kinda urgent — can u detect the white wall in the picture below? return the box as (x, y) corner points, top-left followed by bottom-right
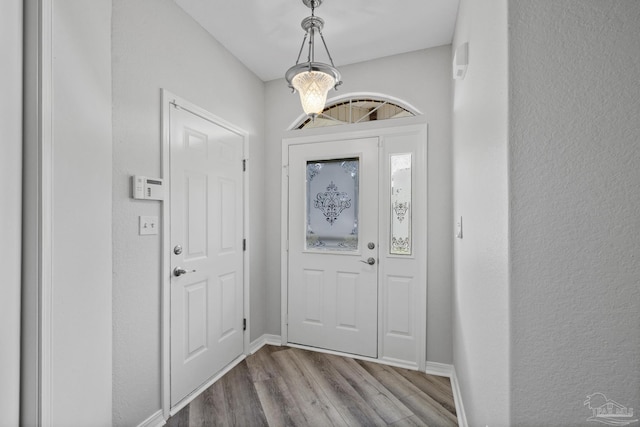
(22, 1), (114, 425)
(111, 0), (266, 425)
(509, 1), (640, 424)
(0, 1), (22, 425)
(264, 46), (454, 364)
(452, 0), (510, 425)
(51, 1), (114, 424)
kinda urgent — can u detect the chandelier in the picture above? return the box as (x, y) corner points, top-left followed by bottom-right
(285, 0), (342, 118)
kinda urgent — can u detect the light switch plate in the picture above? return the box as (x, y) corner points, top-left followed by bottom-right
(139, 216), (159, 235)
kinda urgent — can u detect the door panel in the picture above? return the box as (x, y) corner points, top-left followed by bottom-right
(384, 275), (413, 337)
(184, 280), (207, 359)
(170, 106), (244, 406)
(288, 138), (379, 358)
(336, 272), (358, 329)
(185, 173), (207, 259)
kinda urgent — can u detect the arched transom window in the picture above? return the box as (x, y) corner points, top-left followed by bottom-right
(294, 95), (419, 130)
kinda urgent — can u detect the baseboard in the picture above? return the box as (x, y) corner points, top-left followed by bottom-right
(423, 361), (467, 427)
(137, 409), (165, 427)
(450, 366), (468, 427)
(249, 334), (282, 354)
(425, 361), (454, 378)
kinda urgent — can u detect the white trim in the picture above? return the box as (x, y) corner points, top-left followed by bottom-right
(136, 410), (165, 427)
(160, 89), (251, 416)
(287, 92), (424, 130)
(425, 361), (454, 378)
(160, 89), (171, 420)
(169, 354), (246, 416)
(243, 136), (251, 359)
(39, 1), (54, 425)
(417, 129), (428, 371)
(450, 366), (469, 427)
(249, 334), (282, 354)
(280, 138), (290, 345)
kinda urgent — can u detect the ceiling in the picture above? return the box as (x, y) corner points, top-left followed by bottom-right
(173, 0), (460, 82)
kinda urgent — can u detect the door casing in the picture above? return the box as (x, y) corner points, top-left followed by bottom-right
(161, 90), (251, 418)
(281, 116), (428, 370)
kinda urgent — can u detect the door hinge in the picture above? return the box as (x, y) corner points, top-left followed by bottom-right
(243, 239), (246, 251)
(243, 318), (247, 331)
(242, 159), (246, 172)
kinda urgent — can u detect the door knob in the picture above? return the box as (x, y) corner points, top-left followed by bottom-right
(360, 257), (376, 265)
(173, 266), (196, 277)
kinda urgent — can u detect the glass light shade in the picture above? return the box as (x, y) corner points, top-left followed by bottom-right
(292, 71), (335, 116)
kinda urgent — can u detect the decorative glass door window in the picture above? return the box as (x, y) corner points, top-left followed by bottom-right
(390, 154), (412, 255)
(306, 158), (359, 251)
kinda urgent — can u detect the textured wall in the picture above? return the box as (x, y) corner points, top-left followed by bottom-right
(509, 1), (640, 424)
(111, 0), (266, 425)
(452, 0), (510, 425)
(265, 46), (454, 364)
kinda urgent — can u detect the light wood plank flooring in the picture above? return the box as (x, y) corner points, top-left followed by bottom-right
(166, 345), (457, 427)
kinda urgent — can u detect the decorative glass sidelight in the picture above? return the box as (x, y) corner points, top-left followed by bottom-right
(390, 154), (412, 255)
(306, 158), (359, 251)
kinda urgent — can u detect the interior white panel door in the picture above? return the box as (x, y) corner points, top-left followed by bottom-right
(170, 106), (244, 406)
(288, 138), (379, 358)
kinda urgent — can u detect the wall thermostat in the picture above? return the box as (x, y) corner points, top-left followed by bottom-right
(132, 175), (164, 200)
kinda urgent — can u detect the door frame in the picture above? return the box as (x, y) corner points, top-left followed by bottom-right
(281, 115), (428, 369)
(160, 90), (251, 417)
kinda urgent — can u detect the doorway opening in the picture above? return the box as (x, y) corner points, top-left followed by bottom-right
(161, 90), (251, 416)
(282, 116), (428, 370)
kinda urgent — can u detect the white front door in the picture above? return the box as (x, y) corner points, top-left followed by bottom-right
(169, 105), (244, 406)
(288, 138), (379, 357)
(285, 123), (427, 367)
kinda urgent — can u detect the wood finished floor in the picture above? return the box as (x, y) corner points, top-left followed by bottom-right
(166, 345), (458, 427)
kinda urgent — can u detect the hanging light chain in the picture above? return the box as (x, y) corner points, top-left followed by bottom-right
(307, 23), (314, 63)
(308, 0), (317, 67)
(294, 31), (308, 65)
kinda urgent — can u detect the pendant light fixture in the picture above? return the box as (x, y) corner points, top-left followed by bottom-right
(285, 0), (342, 118)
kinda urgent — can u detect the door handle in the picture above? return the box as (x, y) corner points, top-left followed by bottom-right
(360, 257), (376, 265)
(173, 266), (196, 277)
